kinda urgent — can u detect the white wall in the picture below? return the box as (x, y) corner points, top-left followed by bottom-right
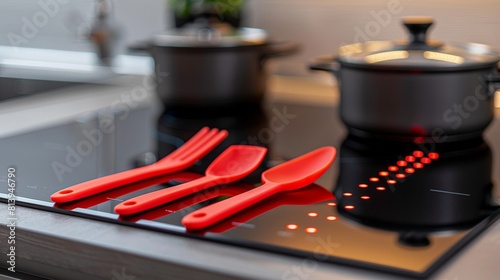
(1, 0), (499, 76)
(0, 0), (168, 52)
(244, 0), (500, 75)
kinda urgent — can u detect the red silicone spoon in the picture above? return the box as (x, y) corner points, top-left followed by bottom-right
(115, 145), (268, 216)
(202, 184), (334, 234)
(182, 146), (336, 230)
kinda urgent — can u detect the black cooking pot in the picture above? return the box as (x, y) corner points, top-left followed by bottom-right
(132, 27), (298, 109)
(335, 135), (496, 230)
(310, 17), (500, 142)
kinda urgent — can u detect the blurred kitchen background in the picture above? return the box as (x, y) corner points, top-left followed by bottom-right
(1, 0), (499, 79)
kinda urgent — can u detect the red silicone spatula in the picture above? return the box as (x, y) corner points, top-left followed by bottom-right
(182, 146), (336, 230)
(114, 145), (268, 215)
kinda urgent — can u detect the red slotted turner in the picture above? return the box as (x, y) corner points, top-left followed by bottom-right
(51, 127), (228, 203)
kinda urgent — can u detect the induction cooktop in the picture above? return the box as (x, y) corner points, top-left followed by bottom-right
(1, 102), (499, 278)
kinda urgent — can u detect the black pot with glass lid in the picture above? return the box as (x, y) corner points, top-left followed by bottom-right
(132, 26), (298, 111)
(310, 17), (500, 142)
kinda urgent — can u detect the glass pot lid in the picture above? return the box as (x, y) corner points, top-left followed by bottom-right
(153, 27), (268, 48)
(337, 16), (500, 71)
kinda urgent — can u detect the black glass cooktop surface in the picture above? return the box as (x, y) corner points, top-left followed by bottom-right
(1, 102), (499, 278)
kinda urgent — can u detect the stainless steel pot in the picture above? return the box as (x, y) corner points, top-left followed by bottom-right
(310, 17), (500, 142)
(143, 27), (298, 109)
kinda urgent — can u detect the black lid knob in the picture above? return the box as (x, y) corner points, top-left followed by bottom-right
(402, 16), (434, 45)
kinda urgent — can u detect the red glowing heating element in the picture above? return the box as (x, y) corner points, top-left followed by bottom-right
(286, 224), (298, 230)
(395, 173), (406, 179)
(421, 157), (431, 164)
(413, 151), (424, 158)
(405, 156), (416, 162)
(388, 166), (399, 172)
(405, 168), (415, 174)
(379, 171), (389, 176)
(397, 160), (407, 167)
(429, 152), (439, 159)
(349, 151), (440, 209)
(305, 227), (318, 233)
(414, 162), (424, 169)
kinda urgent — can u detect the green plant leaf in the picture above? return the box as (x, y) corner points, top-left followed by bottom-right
(169, 0), (243, 17)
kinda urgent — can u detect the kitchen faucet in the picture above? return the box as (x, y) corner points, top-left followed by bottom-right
(89, 0), (119, 66)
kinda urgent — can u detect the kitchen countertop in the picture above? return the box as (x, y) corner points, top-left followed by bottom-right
(1, 74), (500, 280)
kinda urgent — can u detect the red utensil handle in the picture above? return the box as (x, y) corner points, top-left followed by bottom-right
(50, 163), (184, 203)
(115, 176), (216, 216)
(182, 182), (280, 231)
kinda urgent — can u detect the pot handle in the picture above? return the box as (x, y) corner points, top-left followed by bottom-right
(261, 41), (300, 59)
(309, 55), (340, 73)
(486, 75), (500, 98)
